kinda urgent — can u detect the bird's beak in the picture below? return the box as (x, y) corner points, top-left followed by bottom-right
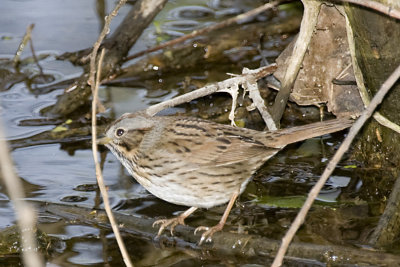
(96, 136), (112, 145)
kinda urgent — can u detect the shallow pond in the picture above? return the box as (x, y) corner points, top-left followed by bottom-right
(0, 0), (391, 266)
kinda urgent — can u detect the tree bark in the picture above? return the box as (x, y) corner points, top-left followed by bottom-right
(345, 1), (400, 248)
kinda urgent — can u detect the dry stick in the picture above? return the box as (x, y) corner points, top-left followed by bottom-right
(223, 76), (240, 126)
(242, 68), (277, 131)
(145, 64), (277, 116)
(1, 22), (43, 267)
(0, 123), (44, 266)
(29, 33), (44, 76)
(271, 0), (321, 124)
(124, 0), (284, 62)
(13, 24), (34, 68)
(272, 63), (400, 266)
(88, 0), (132, 266)
(88, 0), (128, 87)
(92, 49), (133, 267)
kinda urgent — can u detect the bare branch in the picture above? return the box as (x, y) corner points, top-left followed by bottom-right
(88, 0), (128, 87)
(0, 120), (44, 266)
(13, 24), (34, 68)
(88, 0), (133, 266)
(92, 48), (133, 267)
(271, 0), (322, 124)
(242, 68), (277, 131)
(145, 65), (277, 124)
(272, 62), (400, 266)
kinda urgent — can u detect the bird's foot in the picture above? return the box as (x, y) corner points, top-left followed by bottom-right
(194, 222), (224, 245)
(153, 216), (186, 237)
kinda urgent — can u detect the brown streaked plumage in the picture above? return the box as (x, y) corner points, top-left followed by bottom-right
(101, 111), (352, 244)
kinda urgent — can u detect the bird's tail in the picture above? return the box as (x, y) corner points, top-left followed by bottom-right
(266, 118), (354, 148)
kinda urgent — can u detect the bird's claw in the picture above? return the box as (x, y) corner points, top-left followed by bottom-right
(153, 217), (185, 237)
(194, 224), (223, 245)
(152, 219), (168, 236)
(194, 226), (209, 237)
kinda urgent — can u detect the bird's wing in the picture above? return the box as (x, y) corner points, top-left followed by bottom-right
(158, 117), (279, 166)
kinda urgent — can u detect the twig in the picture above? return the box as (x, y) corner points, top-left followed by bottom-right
(272, 62), (400, 266)
(88, 0), (128, 87)
(28, 32), (44, 77)
(242, 68), (277, 131)
(222, 75), (240, 126)
(0, 120), (44, 266)
(372, 114), (400, 133)
(87, 0), (133, 265)
(124, 0), (284, 62)
(145, 64), (277, 117)
(13, 24), (34, 68)
(271, 0), (322, 124)
(91, 48), (133, 267)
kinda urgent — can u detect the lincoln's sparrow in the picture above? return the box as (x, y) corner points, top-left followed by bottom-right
(99, 111), (352, 244)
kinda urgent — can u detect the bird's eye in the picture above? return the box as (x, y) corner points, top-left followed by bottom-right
(116, 128), (125, 137)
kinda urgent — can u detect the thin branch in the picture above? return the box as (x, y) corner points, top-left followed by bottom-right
(222, 75), (241, 126)
(272, 63), (400, 266)
(145, 64), (277, 117)
(28, 32), (45, 76)
(124, 0), (284, 62)
(88, 0), (128, 87)
(242, 68), (277, 131)
(87, 0), (133, 265)
(0, 121), (44, 266)
(91, 48), (133, 267)
(13, 24), (34, 68)
(271, 0), (322, 124)
(373, 114), (400, 133)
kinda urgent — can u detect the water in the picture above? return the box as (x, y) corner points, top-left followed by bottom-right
(0, 0), (375, 266)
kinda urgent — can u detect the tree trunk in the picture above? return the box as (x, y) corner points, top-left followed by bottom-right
(345, 1), (400, 248)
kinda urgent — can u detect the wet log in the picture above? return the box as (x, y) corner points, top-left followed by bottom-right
(41, 201), (400, 266)
(9, 123), (107, 150)
(47, 0), (167, 117)
(113, 14), (301, 83)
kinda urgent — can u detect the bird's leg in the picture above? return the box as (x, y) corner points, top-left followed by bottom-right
(153, 206), (198, 236)
(195, 190), (239, 245)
